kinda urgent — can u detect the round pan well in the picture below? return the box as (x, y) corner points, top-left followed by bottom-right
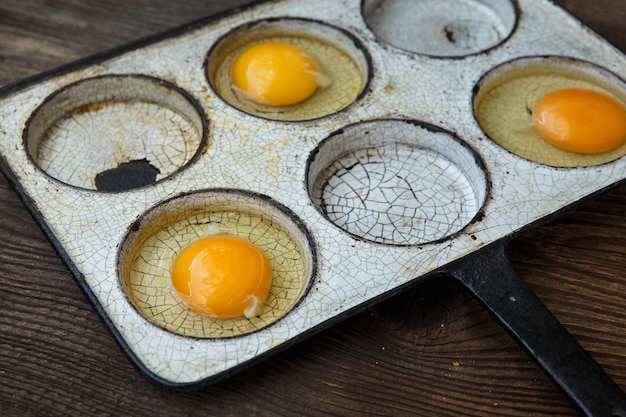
(24, 75), (206, 191)
(307, 119), (488, 246)
(118, 189), (316, 338)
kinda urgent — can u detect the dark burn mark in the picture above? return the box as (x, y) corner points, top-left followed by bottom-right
(444, 26), (456, 43)
(129, 219), (141, 232)
(525, 104), (533, 115)
(95, 158), (160, 192)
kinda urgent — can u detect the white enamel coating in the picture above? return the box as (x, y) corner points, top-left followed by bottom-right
(0, 0), (625, 384)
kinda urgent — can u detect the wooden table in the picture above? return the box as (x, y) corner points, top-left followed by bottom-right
(1, 1), (625, 415)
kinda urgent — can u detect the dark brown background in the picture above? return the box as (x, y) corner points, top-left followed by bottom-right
(1, 1), (625, 416)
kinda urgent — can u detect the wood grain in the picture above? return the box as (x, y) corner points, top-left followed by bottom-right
(0, 1), (625, 416)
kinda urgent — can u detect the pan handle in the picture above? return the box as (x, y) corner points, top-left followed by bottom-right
(442, 239), (626, 417)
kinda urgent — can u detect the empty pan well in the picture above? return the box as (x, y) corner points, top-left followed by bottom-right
(362, 0), (517, 57)
(24, 75), (206, 191)
(307, 119), (488, 246)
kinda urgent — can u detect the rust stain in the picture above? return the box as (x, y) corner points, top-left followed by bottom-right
(75, 103), (106, 115)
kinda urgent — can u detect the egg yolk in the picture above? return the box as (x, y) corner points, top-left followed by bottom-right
(231, 42), (324, 106)
(532, 88), (626, 154)
(171, 235), (272, 319)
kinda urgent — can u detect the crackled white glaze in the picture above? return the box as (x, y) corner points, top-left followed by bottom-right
(0, 0), (625, 385)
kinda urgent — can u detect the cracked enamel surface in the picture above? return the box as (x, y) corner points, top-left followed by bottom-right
(307, 119), (487, 245)
(0, 0), (625, 385)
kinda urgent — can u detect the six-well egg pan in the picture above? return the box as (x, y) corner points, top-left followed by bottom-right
(1, 0), (626, 414)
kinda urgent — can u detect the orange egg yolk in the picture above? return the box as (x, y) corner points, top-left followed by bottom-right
(532, 88), (626, 154)
(231, 42), (323, 106)
(171, 235), (272, 319)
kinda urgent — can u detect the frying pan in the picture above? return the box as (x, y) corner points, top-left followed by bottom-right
(0, 1), (625, 416)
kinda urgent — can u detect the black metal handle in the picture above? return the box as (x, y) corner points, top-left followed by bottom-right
(442, 239), (626, 417)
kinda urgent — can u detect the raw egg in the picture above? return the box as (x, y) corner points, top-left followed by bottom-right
(532, 88), (626, 154)
(171, 235), (272, 319)
(231, 41), (327, 106)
